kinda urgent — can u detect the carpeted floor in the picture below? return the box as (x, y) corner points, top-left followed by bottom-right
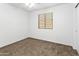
(0, 37), (78, 56)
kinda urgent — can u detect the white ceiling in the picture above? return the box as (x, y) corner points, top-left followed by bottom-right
(9, 3), (63, 11)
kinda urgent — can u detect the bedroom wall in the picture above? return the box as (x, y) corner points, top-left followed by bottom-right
(74, 4), (79, 53)
(0, 4), (29, 47)
(29, 4), (74, 47)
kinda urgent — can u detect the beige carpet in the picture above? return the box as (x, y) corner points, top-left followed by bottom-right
(0, 37), (78, 56)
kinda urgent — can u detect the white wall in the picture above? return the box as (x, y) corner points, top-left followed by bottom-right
(29, 4), (74, 46)
(0, 4), (29, 47)
(74, 4), (79, 53)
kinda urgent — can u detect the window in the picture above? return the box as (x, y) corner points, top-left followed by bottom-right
(38, 12), (53, 29)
